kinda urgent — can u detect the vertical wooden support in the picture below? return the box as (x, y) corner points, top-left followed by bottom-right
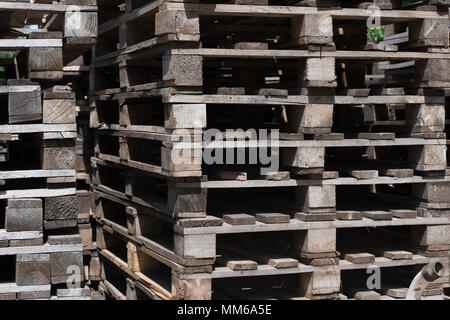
(172, 272), (212, 300)
(295, 185), (336, 216)
(298, 57), (337, 87)
(298, 266), (341, 300)
(406, 104), (445, 133)
(161, 145), (202, 176)
(96, 224), (106, 250)
(412, 182), (450, 212)
(294, 185), (336, 221)
(162, 53), (203, 86)
(408, 145), (446, 172)
(411, 224), (450, 257)
(126, 278), (137, 300)
(286, 104), (334, 134)
(167, 181), (207, 218)
(291, 13), (333, 45)
(408, 18), (449, 48)
(127, 242), (160, 274)
(174, 233), (216, 260)
(89, 251), (101, 281)
(293, 228), (338, 264)
(155, 8), (200, 41)
(282, 147), (325, 175)
(126, 206), (162, 236)
(164, 104), (206, 129)
(413, 59), (450, 88)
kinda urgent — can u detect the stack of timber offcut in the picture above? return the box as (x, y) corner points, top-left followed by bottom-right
(0, 0), (97, 300)
(89, 0), (450, 300)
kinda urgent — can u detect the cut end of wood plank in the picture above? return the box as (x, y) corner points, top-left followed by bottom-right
(176, 216), (223, 228)
(268, 257), (299, 269)
(295, 212), (336, 222)
(226, 260), (258, 271)
(363, 211), (393, 221)
(255, 213), (291, 224)
(383, 250), (413, 260)
(342, 252), (375, 264)
(390, 209), (417, 219)
(223, 214), (256, 225)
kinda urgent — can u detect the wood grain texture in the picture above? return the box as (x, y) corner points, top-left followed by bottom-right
(43, 99), (76, 124)
(50, 251), (83, 281)
(15, 254), (51, 286)
(5, 203), (43, 232)
(41, 146), (76, 170)
(8, 91), (42, 124)
(64, 11), (98, 38)
(45, 196), (77, 220)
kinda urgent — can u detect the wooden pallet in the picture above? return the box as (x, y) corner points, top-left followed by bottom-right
(88, 0), (450, 300)
(94, 211), (450, 299)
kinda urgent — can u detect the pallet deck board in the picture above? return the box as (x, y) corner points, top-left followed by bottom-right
(200, 176), (450, 188)
(163, 94), (446, 105)
(87, 0), (450, 300)
(0, 230), (42, 241)
(0, 188), (76, 199)
(0, 2), (96, 12)
(177, 217), (450, 235)
(182, 255), (440, 280)
(0, 283), (51, 294)
(170, 48), (450, 60)
(0, 243), (82, 256)
(0, 169), (75, 180)
(0, 124), (76, 134)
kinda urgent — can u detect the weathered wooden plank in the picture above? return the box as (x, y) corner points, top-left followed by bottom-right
(0, 230), (42, 241)
(0, 39), (62, 49)
(0, 2), (96, 12)
(170, 48), (450, 60)
(0, 244), (82, 257)
(162, 3), (448, 21)
(178, 217), (450, 235)
(0, 188), (75, 199)
(164, 94), (445, 105)
(200, 175), (450, 189)
(0, 124), (76, 134)
(0, 169), (74, 180)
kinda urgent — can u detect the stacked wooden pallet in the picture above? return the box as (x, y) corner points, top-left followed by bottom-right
(89, 0), (450, 300)
(0, 0), (97, 300)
